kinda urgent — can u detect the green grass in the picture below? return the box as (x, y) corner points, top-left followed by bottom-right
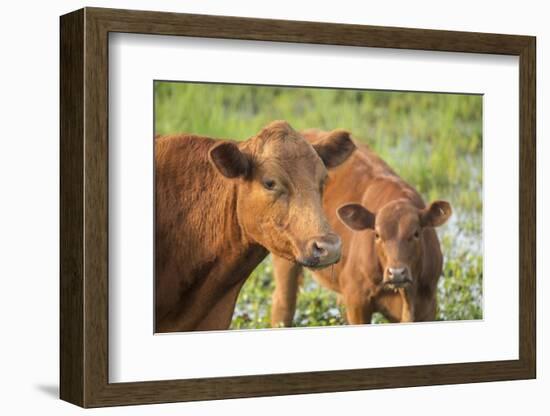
(155, 81), (483, 327)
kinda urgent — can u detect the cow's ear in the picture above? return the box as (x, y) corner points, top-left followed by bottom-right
(337, 203), (375, 231)
(209, 142), (250, 179)
(313, 129), (356, 169)
(420, 200), (452, 227)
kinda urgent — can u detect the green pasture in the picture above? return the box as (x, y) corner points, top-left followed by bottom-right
(155, 81), (483, 327)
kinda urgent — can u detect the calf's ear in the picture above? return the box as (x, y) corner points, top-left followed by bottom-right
(209, 142), (250, 179)
(420, 200), (452, 227)
(337, 203), (375, 231)
(313, 129), (356, 169)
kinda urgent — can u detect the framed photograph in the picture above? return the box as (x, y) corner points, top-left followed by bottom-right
(60, 7), (536, 407)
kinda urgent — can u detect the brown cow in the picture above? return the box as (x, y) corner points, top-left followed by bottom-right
(155, 121), (356, 332)
(271, 129), (451, 326)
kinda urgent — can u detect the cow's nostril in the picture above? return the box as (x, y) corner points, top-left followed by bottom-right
(312, 241), (329, 258)
(303, 234), (342, 267)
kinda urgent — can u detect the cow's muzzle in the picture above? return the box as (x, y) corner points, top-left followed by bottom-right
(298, 233), (342, 269)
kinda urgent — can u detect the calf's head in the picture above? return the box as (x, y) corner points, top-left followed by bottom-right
(337, 199), (451, 288)
(209, 121), (355, 268)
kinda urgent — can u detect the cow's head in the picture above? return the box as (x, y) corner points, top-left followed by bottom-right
(209, 121), (355, 268)
(337, 199), (451, 288)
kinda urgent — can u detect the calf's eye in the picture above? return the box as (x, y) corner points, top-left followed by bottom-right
(413, 230), (420, 239)
(375, 232), (380, 240)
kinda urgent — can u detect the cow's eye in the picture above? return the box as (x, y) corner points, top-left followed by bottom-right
(375, 232), (380, 240)
(262, 179), (276, 191)
(413, 230), (420, 239)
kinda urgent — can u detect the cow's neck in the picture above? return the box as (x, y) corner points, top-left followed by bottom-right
(206, 178), (254, 253)
(206, 179), (267, 271)
(164, 177), (268, 331)
(207, 179), (269, 281)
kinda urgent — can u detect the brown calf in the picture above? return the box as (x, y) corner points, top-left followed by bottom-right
(155, 121), (356, 332)
(271, 129), (451, 325)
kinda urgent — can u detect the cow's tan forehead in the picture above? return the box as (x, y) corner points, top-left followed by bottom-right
(255, 135), (324, 169)
(244, 126), (327, 184)
(256, 135), (316, 158)
(256, 153), (326, 188)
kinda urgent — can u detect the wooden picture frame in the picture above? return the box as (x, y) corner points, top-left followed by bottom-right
(60, 7), (536, 408)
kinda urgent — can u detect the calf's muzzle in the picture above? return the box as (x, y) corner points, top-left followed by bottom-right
(384, 266), (413, 288)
